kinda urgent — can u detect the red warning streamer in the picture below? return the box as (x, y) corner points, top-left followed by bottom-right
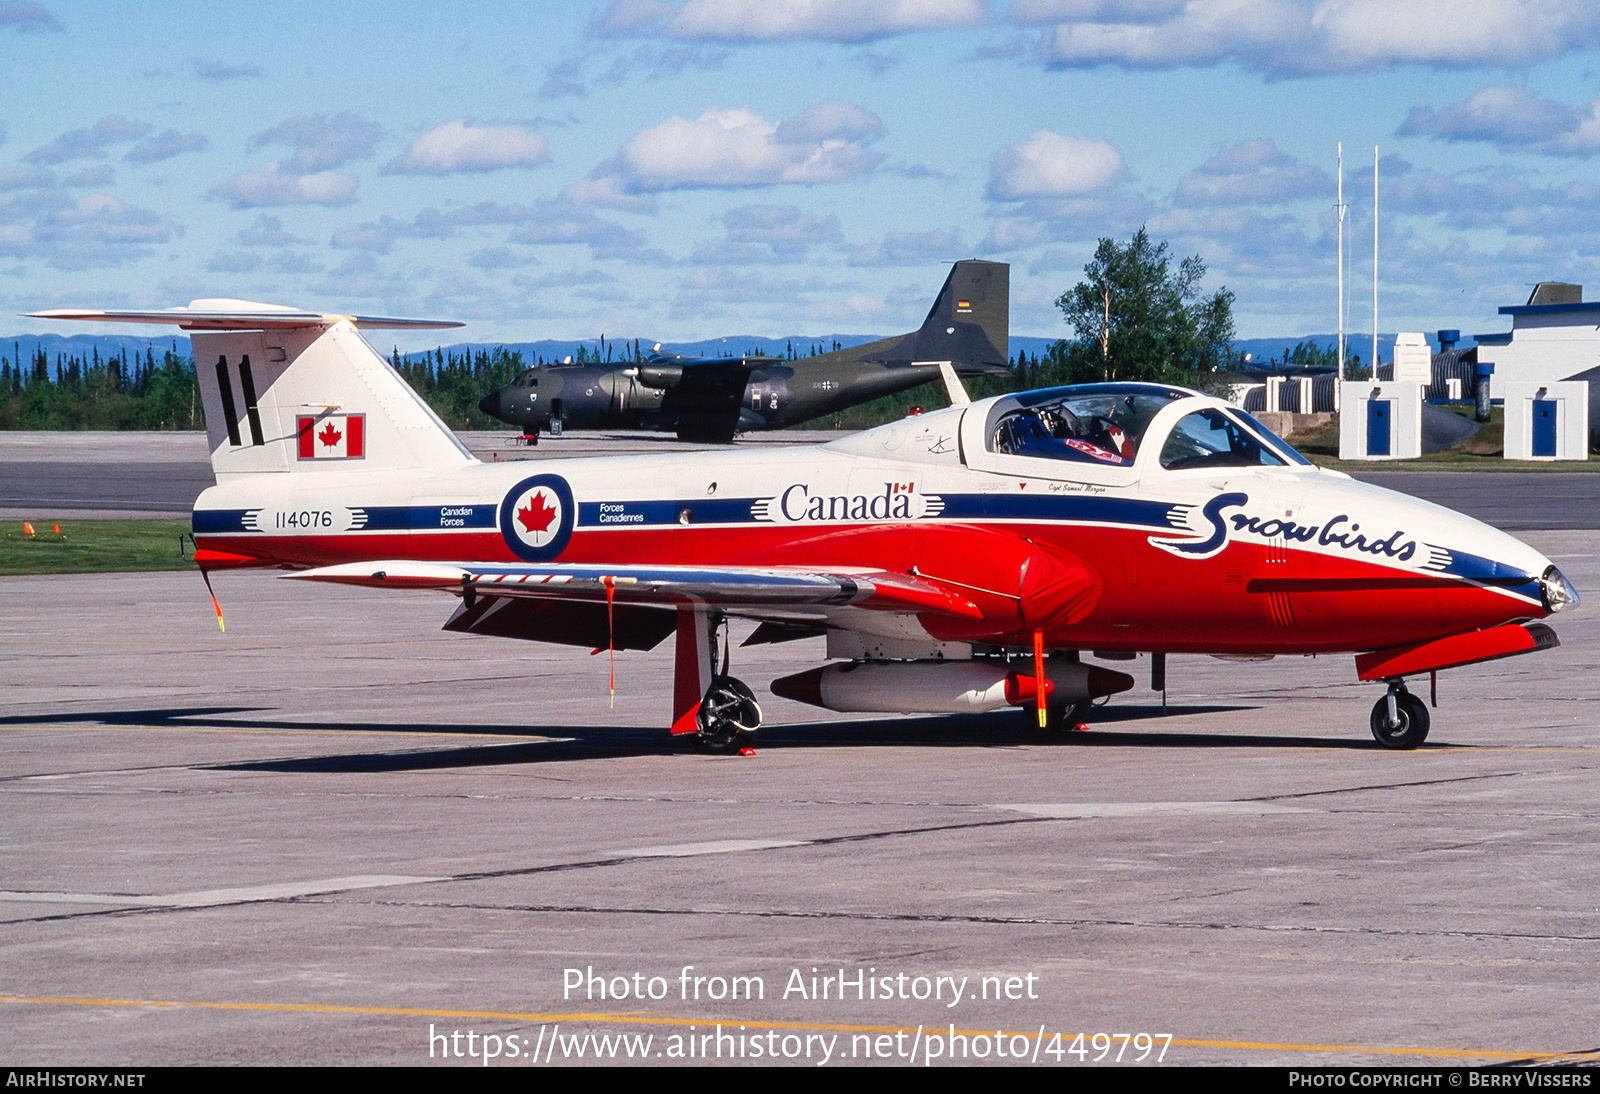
(200, 570), (226, 632)
(1033, 628), (1047, 728)
(604, 575), (615, 709)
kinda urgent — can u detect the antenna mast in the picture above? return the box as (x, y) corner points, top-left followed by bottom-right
(1372, 145), (1379, 380)
(1337, 143), (1346, 383)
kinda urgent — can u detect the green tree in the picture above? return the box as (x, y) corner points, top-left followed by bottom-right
(1045, 227), (1236, 386)
(1285, 339), (1338, 368)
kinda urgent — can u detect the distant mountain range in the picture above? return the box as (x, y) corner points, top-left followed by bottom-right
(1232, 332), (1473, 367)
(1, 330), (1476, 372)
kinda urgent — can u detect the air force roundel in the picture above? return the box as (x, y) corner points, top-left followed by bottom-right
(500, 474), (575, 561)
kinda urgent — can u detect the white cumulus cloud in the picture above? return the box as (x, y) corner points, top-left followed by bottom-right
(987, 129), (1127, 200)
(1035, 0), (1312, 70)
(124, 129), (209, 164)
(848, 229), (964, 266)
(1174, 139), (1330, 205)
(247, 113), (381, 173)
(26, 115), (150, 165)
(600, 0), (984, 42)
(1027, 0), (1600, 76)
(1011, 0), (1188, 22)
(0, 2), (62, 33)
(1398, 87), (1600, 156)
(723, 203), (842, 252)
(0, 190), (181, 270)
(609, 101), (884, 191)
(1314, 0), (1600, 69)
(384, 120), (550, 175)
(208, 162), (359, 209)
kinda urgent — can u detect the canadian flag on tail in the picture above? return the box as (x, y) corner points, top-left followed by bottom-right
(296, 414), (365, 460)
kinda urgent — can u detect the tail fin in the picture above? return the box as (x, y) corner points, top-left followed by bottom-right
(869, 259), (1009, 374)
(27, 300), (472, 479)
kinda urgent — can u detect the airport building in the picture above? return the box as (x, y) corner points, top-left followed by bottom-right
(1475, 282), (1600, 389)
(1227, 283), (1596, 459)
(1474, 282), (1598, 458)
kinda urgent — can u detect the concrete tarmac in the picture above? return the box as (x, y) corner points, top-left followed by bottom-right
(3, 427), (1600, 1066)
(2, 530), (1599, 1066)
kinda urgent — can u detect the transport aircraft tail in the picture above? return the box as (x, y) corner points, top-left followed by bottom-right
(872, 258), (1009, 374)
(27, 300), (471, 480)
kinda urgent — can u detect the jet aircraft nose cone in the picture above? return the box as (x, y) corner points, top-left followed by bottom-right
(478, 390), (503, 418)
(1542, 565), (1580, 613)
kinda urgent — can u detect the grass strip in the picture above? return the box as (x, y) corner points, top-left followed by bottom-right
(0, 520), (195, 575)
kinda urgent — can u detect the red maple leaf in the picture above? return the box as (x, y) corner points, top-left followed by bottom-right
(317, 421), (343, 448)
(517, 491), (557, 535)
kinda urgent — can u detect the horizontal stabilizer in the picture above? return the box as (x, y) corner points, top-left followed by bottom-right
(27, 298), (461, 331)
(283, 561), (473, 589)
(31, 300), (473, 478)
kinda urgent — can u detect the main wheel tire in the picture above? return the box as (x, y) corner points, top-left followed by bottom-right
(1040, 699), (1093, 733)
(696, 675), (762, 753)
(676, 428), (736, 444)
(1369, 691), (1430, 749)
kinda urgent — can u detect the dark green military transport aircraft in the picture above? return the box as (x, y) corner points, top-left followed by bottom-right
(477, 260), (1010, 443)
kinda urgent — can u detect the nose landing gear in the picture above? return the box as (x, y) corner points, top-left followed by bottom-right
(1369, 680), (1430, 749)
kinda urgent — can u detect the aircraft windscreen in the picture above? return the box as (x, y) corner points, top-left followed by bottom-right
(1158, 408), (1292, 470)
(988, 391), (1177, 467)
(1231, 408), (1313, 465)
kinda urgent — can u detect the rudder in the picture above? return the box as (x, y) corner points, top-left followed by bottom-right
(872, 260), (1009, 374)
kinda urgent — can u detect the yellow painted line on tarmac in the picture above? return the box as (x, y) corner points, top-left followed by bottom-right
(0, 993), (1563, 1063)
(1439, 746), (1600, 753)
(0, 639), (479, 650)
(0, 725), (550, 741)
(1173, 1036), (1552, 1061)
(0, 639), (284, 649)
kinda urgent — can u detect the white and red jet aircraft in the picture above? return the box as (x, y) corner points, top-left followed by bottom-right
(32, 302), (1578, 751)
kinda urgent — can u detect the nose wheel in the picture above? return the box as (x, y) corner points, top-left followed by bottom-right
(1369, 683), (1429, 749)
(696, 675), (761, 752)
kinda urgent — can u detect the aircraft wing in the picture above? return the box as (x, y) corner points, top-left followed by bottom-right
(285, 559), (982, 618)
(644, 350), (783, 370)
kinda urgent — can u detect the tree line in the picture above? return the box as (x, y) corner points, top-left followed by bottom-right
(2, 227), (1242, 432)
(0, 342), (203, 430)
(0, 339), (845, 431)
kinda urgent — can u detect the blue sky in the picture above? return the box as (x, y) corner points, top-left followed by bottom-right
(4, 0), (1600, 351)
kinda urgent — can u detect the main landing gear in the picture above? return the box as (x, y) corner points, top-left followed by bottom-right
(1369, 679), (1430, 750)
(696, 675), (762, 753)
(673, 608), (762, 753)
(1040, 697), (1094, 733)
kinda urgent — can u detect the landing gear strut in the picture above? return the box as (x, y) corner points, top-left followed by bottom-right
(697, 675), (761, 752)
(675, 610), (761, 752)
(1369, 680), (1430, 749)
